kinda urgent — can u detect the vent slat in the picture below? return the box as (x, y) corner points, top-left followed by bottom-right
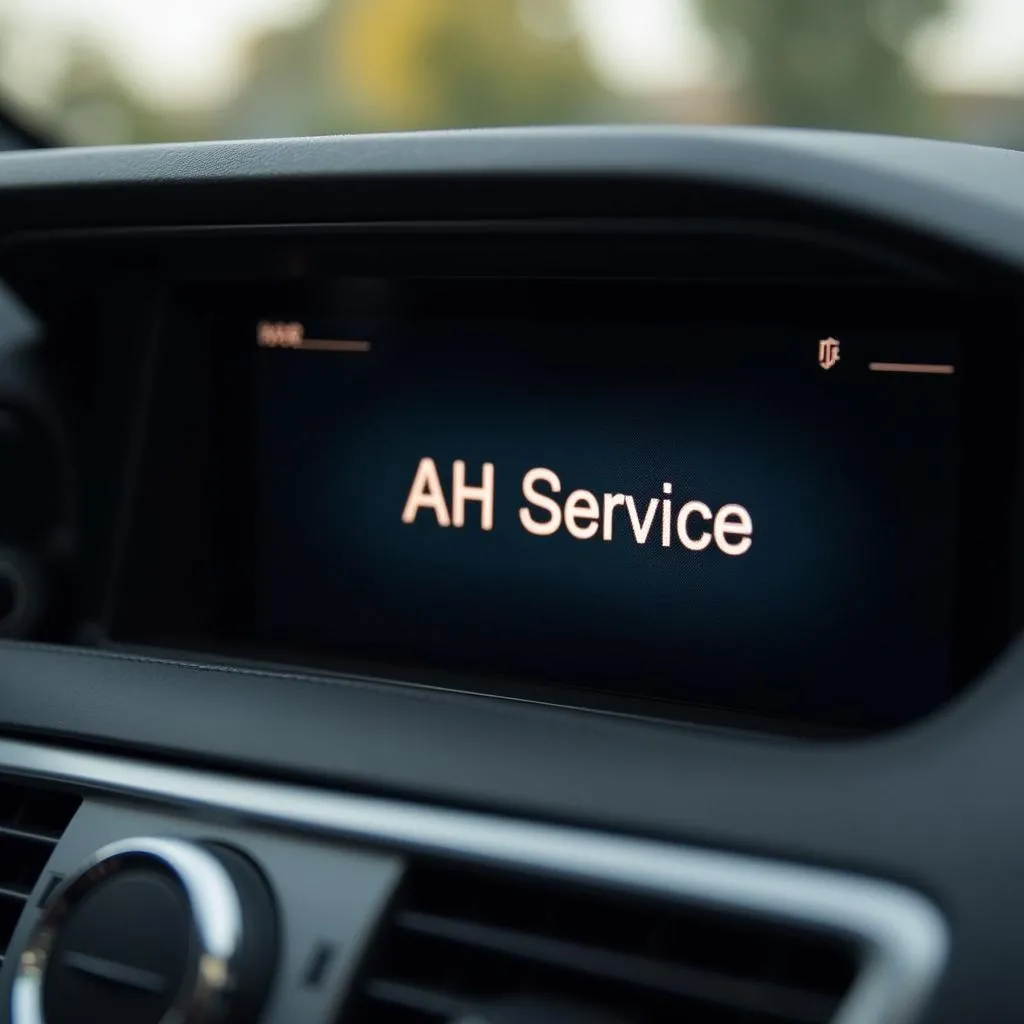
(0, 892), (28, 956)
(0, 835), (60, 895)
(0, 782), (79, 958)
(0, 785), (80, 839)
(395, 910), (836, 1023)
(345, 861), (859, 1024)
(366, 979), (475, 1019)
(0, 823), (62, 846)
(0, 884), (33, 902)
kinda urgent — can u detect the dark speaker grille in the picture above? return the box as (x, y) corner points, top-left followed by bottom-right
(345, 860), (859, 1024)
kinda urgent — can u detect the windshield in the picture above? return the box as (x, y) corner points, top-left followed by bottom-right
(0, 0), (1020, 148)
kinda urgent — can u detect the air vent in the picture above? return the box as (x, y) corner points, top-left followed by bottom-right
(0, 780), (79, 963)
(347, 860), (860, 1024)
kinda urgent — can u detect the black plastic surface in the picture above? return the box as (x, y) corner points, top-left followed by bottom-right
(0, 129), (1017, 260)
(0, 129), (1020, 273)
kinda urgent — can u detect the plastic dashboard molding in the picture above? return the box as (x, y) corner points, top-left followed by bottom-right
(0, 127), (1021, 267)
(0, 735), (948, 1024)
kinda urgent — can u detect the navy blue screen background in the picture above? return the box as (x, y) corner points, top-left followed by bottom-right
(257, 308), (961, 728)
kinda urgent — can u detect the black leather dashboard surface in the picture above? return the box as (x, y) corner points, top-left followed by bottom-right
(0, 128), (1021, 267)
(0, 635), (1019, 894)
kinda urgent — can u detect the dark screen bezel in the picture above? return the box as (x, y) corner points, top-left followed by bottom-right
(108, 274), (1019, 735)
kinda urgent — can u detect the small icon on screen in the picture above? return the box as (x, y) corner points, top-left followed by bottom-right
(258, 320), (304, 348)
(818, 337), (840, 370)
(256, 320), (371, 354)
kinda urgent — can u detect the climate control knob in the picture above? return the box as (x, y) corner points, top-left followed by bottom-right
(12, 836), (277, 1024)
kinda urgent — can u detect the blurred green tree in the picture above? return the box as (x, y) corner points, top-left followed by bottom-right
(216, 19), (342, 139)
(693, 0), (949, 135)
(0, 0), (622, 145)
(46, 43), (212, 145)
(328, 0), (610, 130)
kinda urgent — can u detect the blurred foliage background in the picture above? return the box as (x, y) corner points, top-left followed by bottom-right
(1, 0), (1023, 148)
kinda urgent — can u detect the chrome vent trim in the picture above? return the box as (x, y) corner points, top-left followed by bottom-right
(0, 737), (946, 1024)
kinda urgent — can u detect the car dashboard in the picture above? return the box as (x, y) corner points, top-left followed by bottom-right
(0, 127), (1019, 1023)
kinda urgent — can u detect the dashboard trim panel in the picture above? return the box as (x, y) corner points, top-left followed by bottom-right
(3, 128), (1024, 274)
(0, 735), (946, 1024)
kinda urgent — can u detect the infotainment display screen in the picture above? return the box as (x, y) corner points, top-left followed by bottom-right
(117, 277), (1012, 732)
